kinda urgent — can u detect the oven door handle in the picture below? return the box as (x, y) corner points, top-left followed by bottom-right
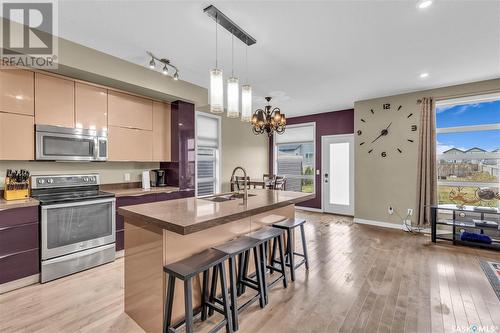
(40, 198), (116, 210)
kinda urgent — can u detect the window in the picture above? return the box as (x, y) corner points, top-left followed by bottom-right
(196, 113), (220, 197)
(436, 94), (500, 208)
(274, 123), (315, 193)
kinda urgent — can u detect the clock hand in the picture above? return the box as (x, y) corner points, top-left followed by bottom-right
(371, 133), (383, 143)
(371, 122), (393, 143)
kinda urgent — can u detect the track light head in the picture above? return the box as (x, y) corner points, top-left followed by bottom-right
(173, 71), (179, 80)
(149, 58), (155, 69)
(162, 65), (169, 75)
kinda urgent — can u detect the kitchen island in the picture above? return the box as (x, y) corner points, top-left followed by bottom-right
(118, 189), (314, 332)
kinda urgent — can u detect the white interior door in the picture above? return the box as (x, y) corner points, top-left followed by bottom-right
(322, 134), (354, 215)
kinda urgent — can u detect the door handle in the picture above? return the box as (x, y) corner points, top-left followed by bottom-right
(324, 173), (328, 183)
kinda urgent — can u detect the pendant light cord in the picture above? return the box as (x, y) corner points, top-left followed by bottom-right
(245, 42), (248, 84)
(215, 14), (218, 68)
(231, 31), (234, 77)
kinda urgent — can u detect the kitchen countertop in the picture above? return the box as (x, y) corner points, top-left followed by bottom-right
(101, 186), (180, 197)
(118, 189), (314, 235)
(0, 197), (39, 210)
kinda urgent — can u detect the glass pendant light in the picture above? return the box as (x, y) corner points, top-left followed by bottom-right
(241, 43), (252, 122)
(241, 85), (252, 122)
(210, 14), (224, 114)
(226, 33), (239, 118)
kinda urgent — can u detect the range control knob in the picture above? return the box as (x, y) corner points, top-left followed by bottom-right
(37, 179), (45, 184)
(90, 176), (96, 183)
(83, 177), (89, 182)
(47, 179), (54, 184)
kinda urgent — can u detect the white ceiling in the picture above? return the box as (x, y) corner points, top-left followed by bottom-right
(57, 0), (500, 117)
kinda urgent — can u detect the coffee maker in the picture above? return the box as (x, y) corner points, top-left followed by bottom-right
(150, 169), (167, 187)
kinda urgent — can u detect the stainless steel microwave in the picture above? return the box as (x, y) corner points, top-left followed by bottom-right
(36, 125), (108, 161)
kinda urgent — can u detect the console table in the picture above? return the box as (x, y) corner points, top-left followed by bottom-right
(431, 204), (500, 250)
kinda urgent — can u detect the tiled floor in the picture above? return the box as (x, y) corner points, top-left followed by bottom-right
(1, 210), (499, 333)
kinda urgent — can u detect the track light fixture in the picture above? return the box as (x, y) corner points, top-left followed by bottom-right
(146, 51), (180, 80)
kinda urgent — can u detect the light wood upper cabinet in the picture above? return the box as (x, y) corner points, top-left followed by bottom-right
(0, 69), (34, 116)
(75, 83), (108, 131)
(108, 126), (153, 161)
(0, 113), (34, 160)
(108, 91), (152, 130)
(35, 73), (75, 127)
(152, 101), (171, 161)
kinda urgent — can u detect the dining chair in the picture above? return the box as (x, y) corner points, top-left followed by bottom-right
(263, 174), (275, 189)
(273, 176), (286, 191)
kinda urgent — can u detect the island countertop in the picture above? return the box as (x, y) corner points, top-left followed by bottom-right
(118, 189), (314, 235)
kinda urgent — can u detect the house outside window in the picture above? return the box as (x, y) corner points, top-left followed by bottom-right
(274, 123), (315, 193)
(436, 94), (500, 208)
(196, 113), (221, 197)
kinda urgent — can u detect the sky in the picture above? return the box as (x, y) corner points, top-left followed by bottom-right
(436, 100), (500, 154)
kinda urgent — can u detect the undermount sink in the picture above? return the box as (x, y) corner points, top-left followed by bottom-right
(201, 193), (256, 202)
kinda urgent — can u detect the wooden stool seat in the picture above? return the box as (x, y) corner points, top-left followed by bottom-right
(164, 248), (227, 279)
(246, 227), (284, 242)
(213, 236), (262, 256)
(273, 218), (306, 229)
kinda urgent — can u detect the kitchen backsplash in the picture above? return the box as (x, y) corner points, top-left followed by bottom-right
(0, 161), (159, 189)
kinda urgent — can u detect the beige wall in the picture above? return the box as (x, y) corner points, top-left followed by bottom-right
(354, 78), (500, 225)
(0, 161), (158, 189)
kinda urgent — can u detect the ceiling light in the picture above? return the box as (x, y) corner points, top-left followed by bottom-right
(173, 71), (179, 81)
(417, 0), (433, 9)
(420, 72), (429, 79)
(162, 65), (168, 75)
(210, 15), (224, 113)
(251, 97), (286, 136)
(241, 43), (252, 122)
(227, 77), (239, 118)
(149, 58), (155, 69)
(241, 85), (252, 122)
(227, 33), (240, 118)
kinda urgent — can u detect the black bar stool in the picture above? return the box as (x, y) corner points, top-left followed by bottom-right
(272, 218), (309, 281)
(163, 248), (232, 333)
(211, 236), (266, 331)
(246, 227), (288, 305)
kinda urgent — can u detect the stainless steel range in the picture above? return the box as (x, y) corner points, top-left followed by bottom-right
(31, 174), (116, 283)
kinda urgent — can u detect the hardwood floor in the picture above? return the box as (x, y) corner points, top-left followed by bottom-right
(1, 210), (499, 333)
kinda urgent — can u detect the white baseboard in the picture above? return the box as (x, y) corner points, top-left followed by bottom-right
(354, 218), (404, 230)
(296, 206), (323, 213)
(0, 274), (39, 294)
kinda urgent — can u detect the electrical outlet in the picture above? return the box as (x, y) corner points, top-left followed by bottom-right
(124, 173), (131, 182)
(407, 208), (413, 216)
(388, 205), (394, 215)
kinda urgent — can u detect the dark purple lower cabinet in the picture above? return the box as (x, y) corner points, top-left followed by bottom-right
(0, 206), (40, 285)
(115, 191), (195, 251)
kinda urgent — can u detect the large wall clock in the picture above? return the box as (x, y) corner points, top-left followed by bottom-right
(357, 103), (418, 158)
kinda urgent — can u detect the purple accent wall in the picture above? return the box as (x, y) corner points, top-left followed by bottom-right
(269, 109), (354, 209)
(160, 100), (196, 192)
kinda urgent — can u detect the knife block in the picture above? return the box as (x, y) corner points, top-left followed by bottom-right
(3, 178), (30, 200)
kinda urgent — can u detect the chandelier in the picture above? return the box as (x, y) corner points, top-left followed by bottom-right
(251, 97), (286, 136)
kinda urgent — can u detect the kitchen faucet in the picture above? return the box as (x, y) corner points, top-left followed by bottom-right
(230, 166), (248, 205)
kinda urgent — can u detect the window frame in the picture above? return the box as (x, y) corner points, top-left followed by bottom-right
(435, 95), (500, 208)
(195, 111), (222, 197)
(273, 122), (316, 194)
